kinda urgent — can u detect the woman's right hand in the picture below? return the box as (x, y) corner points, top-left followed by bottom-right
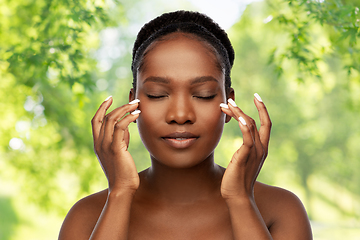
(91, 96), (141, 194)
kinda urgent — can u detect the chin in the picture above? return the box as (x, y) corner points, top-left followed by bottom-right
(149, 149), (216, 170)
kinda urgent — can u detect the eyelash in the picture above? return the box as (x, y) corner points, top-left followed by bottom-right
(147, 94), (167, 99)
(195, 94), (217, 100)
(146, 94), (217, 99)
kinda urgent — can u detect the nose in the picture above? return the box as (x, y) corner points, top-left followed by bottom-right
(165, 95), (196, 125)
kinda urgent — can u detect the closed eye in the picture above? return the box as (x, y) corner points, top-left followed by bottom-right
(147, 94), (167, 99)
(194, 94), (217, 100)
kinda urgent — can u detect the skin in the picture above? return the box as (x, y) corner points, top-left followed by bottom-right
(58, 33), (312, 240)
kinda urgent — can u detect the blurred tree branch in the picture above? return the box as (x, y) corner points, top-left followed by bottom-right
(267, 0), (359, 82)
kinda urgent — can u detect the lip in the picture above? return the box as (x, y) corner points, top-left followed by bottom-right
(162, 132), (199, 149)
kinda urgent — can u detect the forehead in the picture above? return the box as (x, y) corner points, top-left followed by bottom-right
(138, 33), (224, 84)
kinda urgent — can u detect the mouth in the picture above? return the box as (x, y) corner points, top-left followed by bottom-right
(162, 132), (199, 149)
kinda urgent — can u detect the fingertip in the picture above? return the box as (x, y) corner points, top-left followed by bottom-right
(228, 98), (237, 107)
(220, 103), (229, 109)
(104, 95), (112, 102)
(129, 99), (140, 105)
(254, 93), (263, 103)
(253, 95), (266, 112)
(103, 95), (113, 109)
(131, 110), (141, 115)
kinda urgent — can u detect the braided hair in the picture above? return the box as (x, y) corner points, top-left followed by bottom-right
(131, 10), (235, 92)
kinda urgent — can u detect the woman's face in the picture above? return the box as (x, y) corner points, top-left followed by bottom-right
(134, 33), (228, 168)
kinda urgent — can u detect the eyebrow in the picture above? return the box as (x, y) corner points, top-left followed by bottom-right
(142, 76), (219, 85)
(143, 76), (170, 84)
(190, 76), (219, 85)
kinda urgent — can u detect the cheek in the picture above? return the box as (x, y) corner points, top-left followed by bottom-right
(197, 103), (226, 124)
(196, 103), (226, 142)
(136, 101), (165, 145)
(196, 104), (226, 159)
(137, 101), (161, 125)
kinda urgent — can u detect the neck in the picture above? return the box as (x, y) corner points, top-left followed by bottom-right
(141, 154), (224, 204)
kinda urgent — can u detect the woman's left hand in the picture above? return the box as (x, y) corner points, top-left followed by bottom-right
(220, 94), (272, 201)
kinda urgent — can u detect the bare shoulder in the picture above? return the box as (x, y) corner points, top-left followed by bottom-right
(254, 182), (313, 239)
(254, 181), (306, 210)
(58, 189), (108, 240)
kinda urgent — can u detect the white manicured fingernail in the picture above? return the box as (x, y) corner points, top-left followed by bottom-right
(239, 116), (247, 125)
(220, 103), (229, 109)
(129, 99), (140, 104)
(131, 110), (141, 115)
(228, 98), (237, 107)
(254, 93), (263, 102)
(104, 95), (112, 101)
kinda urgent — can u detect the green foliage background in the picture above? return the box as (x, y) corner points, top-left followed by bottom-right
(0, 0), (359, 239)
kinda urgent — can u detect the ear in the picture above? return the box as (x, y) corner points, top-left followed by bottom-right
(129, 88), (137, 123)
(225, 88), (234, 123)
(129, 88), (135, 102)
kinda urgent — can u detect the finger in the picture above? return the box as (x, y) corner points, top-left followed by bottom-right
(92, 96), (113, 145)
(247, 116), (263, 154)
(248, 117), (266, 177)
(254, 93), (272, 155)
(236, 115), (255, 149)
(112, 111), (140, 152)
(102, 102), (139, 148)
(220, 103), (235, 118)
(227, 99), (255, 145)
(124, 127), (130, 147)
(230, 142), (251, 167)
(236, 114), (265, 181)
(98, 111), (107, 150)
(242, 116), (265, 173)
